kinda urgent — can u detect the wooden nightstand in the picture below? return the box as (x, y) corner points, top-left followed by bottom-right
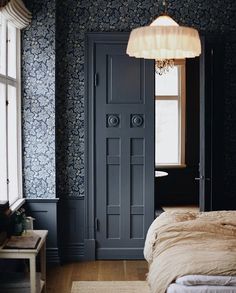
(0, 230), (48, 293)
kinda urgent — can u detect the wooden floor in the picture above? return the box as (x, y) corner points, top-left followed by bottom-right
(47, 260), (148, 293)
(47, 206), (198, 292)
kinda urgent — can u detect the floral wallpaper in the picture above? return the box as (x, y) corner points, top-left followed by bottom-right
(56, 0), (236, 200)
(224, 35), (236, 203)
(22, 0), (55, 198)
(22, 0), (236, 201)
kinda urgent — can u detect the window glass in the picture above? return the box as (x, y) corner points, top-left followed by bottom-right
(0, 13), (21, 206)
(7, 85), (19, 205)
(7, 22), (17, 78)
(0, 83), (8, 201)
(155, 66), (178, 96)
(155, 100), (179, 165)
(0, 14), (6, 75)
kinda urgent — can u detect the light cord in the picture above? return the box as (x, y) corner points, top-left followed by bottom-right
(162, 0), (167, 14)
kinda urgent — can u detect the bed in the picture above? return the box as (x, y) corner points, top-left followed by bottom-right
(144, 210), (236, 293)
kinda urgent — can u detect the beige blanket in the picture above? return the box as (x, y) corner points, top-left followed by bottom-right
(144, 211), (236, 293)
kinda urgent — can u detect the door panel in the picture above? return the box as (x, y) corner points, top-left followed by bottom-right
(107, 54), (143, 104)
(94, 37), (154, 259)
(199, 36), (225, 211)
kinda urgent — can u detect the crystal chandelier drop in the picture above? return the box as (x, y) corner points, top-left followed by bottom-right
(155, 59), (174, 75)
(127, 1), (201, 74)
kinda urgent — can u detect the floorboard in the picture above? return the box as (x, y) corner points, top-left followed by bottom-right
(47, 260), (148, 293)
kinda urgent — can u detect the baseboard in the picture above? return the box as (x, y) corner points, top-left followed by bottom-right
(60, 243), (85, 262)
(84, 239), (96, 260)
(47, 247), (60, 264)
(96, 248), (145, 260)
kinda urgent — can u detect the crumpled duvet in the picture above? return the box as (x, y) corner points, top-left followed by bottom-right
(144, 211), (236, 293)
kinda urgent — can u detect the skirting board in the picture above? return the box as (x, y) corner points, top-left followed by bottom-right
(60, 243), (85, 262)
(84, 239), (96, 260)
(96, 248), (145, 260)
(47, 248), (60, 264)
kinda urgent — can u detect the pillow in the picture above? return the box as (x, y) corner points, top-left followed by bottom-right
(176, 275), (236, 286)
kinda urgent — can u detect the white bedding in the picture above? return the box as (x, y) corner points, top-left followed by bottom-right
(167, 283), (236, 293)
(176, 275), (236, 286)
(144, 211), (236, 293)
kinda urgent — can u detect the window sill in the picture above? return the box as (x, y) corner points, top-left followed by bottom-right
(156, 164), (187, 169)
(10, 198), (25, 213)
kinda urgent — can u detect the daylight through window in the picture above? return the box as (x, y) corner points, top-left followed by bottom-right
(0, 12), (22, 206)
(155, 60), (186, 167)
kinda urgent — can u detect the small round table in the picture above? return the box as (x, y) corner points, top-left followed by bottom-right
(155, 171), (168, 177)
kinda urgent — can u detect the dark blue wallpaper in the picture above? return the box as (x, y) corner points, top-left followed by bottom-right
(224, 35), (236, 202)
(56, 0), (236, 200)
(22, 0), (56, 198)
(22, 0), (236, 201)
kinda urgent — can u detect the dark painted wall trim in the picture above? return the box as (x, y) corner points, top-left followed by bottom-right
(58, 198), (85, 262)
(60, 243), (85, 263)
(25, 198), (59, 264)
(84, 239), (96, 260)
(97, 248), (144, 260)
(26, 199), (59, 203)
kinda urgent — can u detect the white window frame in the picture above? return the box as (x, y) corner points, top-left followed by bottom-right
(0, 12), (23, 209)
(155, 59), (186, 168)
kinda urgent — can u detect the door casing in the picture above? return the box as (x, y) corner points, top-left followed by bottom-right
(199, 35), (225, 211)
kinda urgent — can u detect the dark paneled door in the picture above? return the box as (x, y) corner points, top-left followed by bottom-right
(199, 36), (224, 211)
(88, 34), (154, 259)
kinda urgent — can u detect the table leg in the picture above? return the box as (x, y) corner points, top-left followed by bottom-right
(40, 242), (46, 293)
(29, 255), (37, 293)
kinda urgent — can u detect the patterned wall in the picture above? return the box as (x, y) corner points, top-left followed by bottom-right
(56, 0), (236, 200)
(22, 0), (56, 198)
(224, 35), (236, 203)
(22, 0), (236, 201)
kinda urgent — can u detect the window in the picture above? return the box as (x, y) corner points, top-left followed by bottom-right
(155, 60), (186, 167)
(0, 12), (22, 206)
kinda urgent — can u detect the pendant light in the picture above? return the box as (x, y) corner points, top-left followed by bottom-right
(126, 0), (201, 74)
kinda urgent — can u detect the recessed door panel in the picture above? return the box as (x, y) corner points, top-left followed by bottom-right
(107, 54), (143, 104)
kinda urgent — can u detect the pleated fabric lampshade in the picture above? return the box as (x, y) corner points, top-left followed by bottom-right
(127, 14), (201, 74)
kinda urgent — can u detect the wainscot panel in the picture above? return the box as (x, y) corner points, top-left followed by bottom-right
(25, 198), (59, 264)
(58, 198), (85, 262)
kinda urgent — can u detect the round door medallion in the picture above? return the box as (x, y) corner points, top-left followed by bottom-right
(107, 114), (120, 127)
(131, 114), (143, 127)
